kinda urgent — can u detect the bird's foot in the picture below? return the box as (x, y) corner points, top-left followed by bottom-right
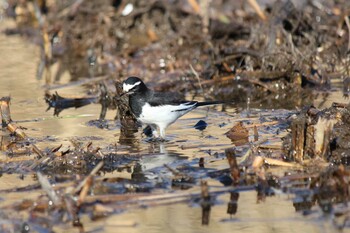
(143, 125), (168, 142)
(145, 137), (168, 143)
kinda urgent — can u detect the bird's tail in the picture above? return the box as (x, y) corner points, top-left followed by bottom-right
(196, 101), (227, 107)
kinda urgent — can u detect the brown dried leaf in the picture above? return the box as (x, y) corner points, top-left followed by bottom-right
(225, 122), (249, 145)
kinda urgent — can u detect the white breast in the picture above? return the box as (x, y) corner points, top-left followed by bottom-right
(138, 102), (196, 128)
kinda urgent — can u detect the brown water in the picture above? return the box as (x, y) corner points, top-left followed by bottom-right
(0, 18), (348, 233)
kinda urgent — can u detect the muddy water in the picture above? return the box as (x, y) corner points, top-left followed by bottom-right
(53, 190), (334, 233)
(0, 18), (346, 233)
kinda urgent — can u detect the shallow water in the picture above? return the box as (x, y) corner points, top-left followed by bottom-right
(54, 190), (335, 233)
(0, 18), (348, 233)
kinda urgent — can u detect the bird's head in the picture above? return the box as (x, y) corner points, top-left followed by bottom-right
(122, 76), (148, 96)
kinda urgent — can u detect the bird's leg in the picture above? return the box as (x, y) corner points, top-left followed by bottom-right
(150, 124), (159, 138)
(159, 127), (166, 140)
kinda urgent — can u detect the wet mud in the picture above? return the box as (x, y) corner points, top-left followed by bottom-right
(1, 0), (350, 232)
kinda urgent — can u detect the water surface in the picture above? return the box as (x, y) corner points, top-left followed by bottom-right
(0, 18), (347, 233)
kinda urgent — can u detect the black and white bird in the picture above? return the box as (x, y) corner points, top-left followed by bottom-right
(122, 76), (223, 140)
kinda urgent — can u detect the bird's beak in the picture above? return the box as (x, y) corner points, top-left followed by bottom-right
(120, 89), (134, 97)
(121, 82), (137, 96)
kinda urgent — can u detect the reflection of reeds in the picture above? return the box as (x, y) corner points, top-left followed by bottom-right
(0, 96), (45, 158)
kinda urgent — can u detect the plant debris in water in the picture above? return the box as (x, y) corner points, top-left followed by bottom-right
(1, 0), (350, 232)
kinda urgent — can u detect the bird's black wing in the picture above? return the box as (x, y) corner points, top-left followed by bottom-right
(149, 91), (226, 109)
(148, 91), (191, 106)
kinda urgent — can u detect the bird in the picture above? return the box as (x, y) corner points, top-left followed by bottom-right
(122, 76), (224, 140)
